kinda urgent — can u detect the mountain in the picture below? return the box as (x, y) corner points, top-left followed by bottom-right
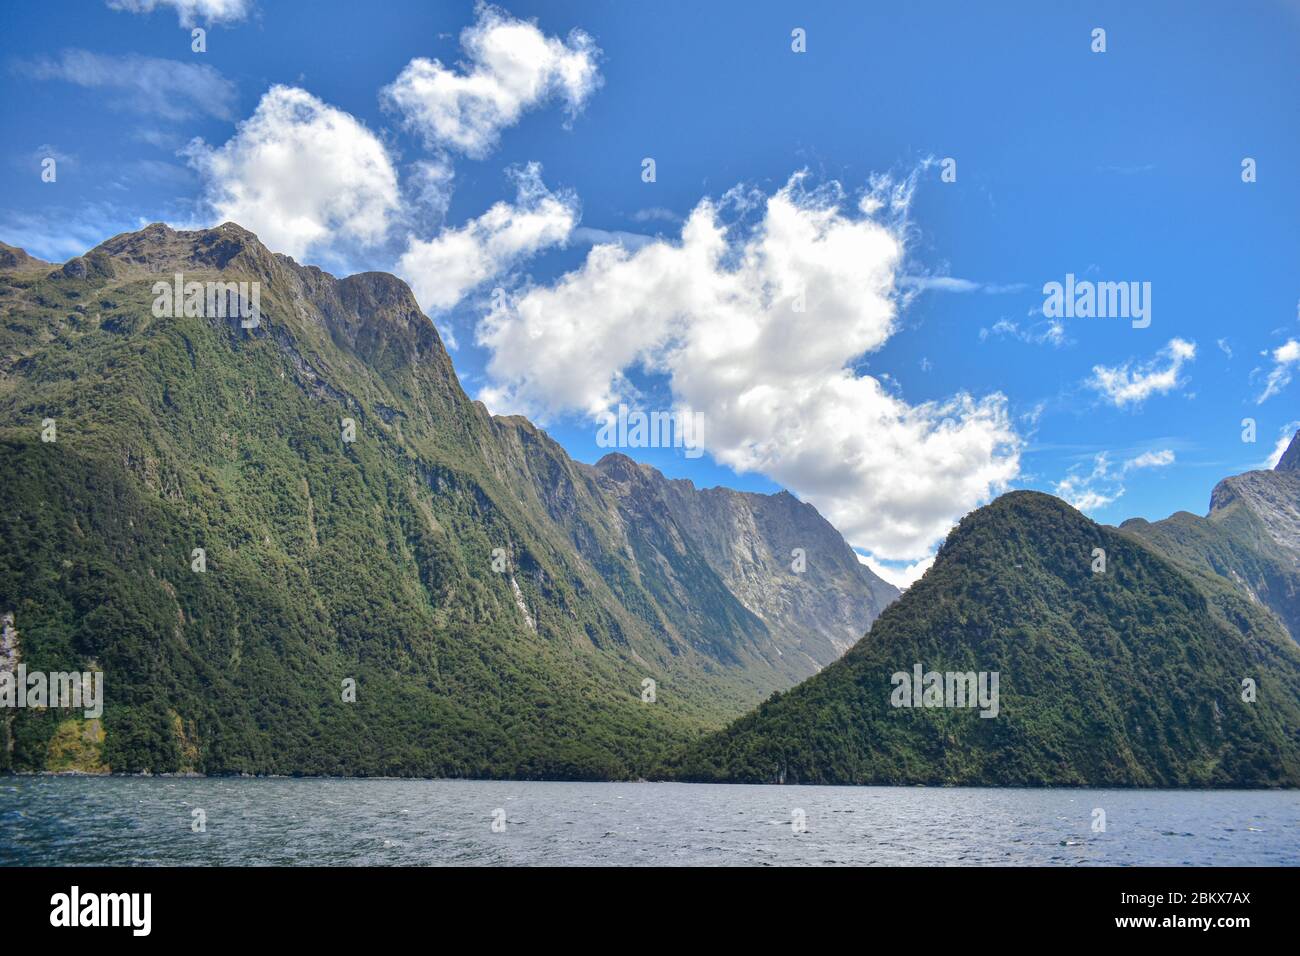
(1120, 433), (1300, 644)
(0, 223), (893, 778)
(669, 491), (1300, 787)
(591, 453), (898, 674)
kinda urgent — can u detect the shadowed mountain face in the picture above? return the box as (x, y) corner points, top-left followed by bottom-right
(669, 491), (1300, 787)
(1121, 432), (1300, 645)
(0, 223), (893, 777)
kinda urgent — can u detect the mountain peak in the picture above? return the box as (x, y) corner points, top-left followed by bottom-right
(79, 221), (283, 284)
(1275, 429), (1300, 472)
(0, 241), (50, 272)
(594, 452), (649, 482)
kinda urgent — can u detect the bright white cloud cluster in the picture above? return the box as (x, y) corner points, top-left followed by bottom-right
(396, 163), (578, 316)
(186, 86), (400, 262)
(1087, 338), (1196, 407)
(476, 174), (1021, 561)
(1054, 447), (1176, 513)
(382, 4), (601, 158)
(107, 0), (251, 27)
(1257, 339), (1300, 404)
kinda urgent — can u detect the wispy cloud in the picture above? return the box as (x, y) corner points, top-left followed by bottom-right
(106, 0), (252, 28)
(1087, 338), (1196, 407)
(1255, 338), (1300, 403)
(631, 207), (680, 224)
(901, 275), (1026, 295)
(980, 317), (1071, 348)
(1053, 446), (1176, 513)
(572, 226), (655, 251)
(1265, 421), (1300, 468)
(15, 49), (237, 121)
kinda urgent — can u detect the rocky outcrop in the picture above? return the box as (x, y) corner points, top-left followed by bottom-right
(0, 243), (49, 272)
(592, 454), (897, 673)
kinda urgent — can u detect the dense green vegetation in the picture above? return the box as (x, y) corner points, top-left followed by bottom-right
(0, 224), (825, 777)
(5, 223), (1297, 788)
(667, 491), (1300, 787)
(1120, 463), (1300, 645)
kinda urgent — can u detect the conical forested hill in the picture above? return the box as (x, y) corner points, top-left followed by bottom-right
(668, 491), (1300, 787)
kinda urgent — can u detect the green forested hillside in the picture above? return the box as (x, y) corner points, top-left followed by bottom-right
(1120, 445), (1300, 645)
(668, 491), (1300, 787)
(0, 223), (892, 777)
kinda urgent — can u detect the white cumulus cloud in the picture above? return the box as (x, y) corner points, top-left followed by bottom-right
(381, 4), (601, 158)
(396, 163), (578, 316)
(475, 173), (1021, 561)
(856, 552), (935, 590)
(1087, 338), (1196, 407)
(185, 85), (400, 262)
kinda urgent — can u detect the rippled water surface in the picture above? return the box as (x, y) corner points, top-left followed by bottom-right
(2, 777), (1297, 866)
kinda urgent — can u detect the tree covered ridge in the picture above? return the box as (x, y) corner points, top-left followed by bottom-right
(667, 491), (1300, 787)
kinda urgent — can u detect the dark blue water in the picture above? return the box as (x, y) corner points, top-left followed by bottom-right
(2, 777), (1296, 866)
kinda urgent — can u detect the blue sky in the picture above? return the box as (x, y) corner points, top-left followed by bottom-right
(3, 0), (1298, 585)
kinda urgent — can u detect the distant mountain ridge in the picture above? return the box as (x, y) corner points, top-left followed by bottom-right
(1121, 431), (1300, 644)
(0, 223), (894, 777)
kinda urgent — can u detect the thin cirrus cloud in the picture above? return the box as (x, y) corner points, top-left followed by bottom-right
(1086, 338), (1197, 407)
(184, 85), (400, 263)
(106, 0), (252, 27)
(1053, 447), (1176, 513)
(381, 3), (602, 159)
(16, 49), (237, 121)
(980, 317), (1070, 348)
(474, 172), (1022, 563)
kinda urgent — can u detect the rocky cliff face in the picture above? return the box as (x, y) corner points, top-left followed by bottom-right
(592, 454), (896, 673)
(1121, 431), (1300, 644)
(0, 223), (894, 776)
